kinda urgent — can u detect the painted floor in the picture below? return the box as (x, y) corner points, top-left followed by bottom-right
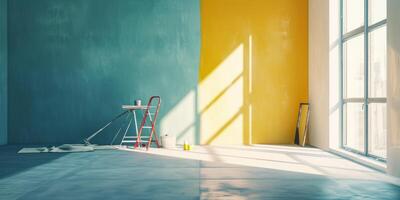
(0, 145), (400, 200)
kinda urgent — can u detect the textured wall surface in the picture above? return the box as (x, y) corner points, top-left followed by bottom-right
(0, 0), (7, 145)
(7, 0), (309, 145)
(8, 0), (200, 144)
(200, 0), (308, 144)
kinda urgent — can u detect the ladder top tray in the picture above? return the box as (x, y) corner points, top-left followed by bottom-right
(122, 105), (154, 110)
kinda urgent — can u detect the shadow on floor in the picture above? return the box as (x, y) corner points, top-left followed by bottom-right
(0, 145), (66, 179)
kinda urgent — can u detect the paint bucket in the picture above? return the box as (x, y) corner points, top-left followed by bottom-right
(161, 134), (176, 148)
(134, 99), (141, 106)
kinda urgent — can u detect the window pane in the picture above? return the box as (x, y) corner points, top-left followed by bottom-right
(369, 0), (386, 25)
(369, 26), (387, 98)
(344, 103), (365, 152)
(344, 0), (364, 33)
(368, 103), (387, 158)
(344, 35), (364, 98)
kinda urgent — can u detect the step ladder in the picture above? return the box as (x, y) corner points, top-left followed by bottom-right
(120, 96), (161, 150)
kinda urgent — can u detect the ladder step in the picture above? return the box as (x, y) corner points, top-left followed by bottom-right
(121, 140), (149, 143)
(143, 126), (152, 129)
(124, 136), (149, 138)
(121, 140), (137, 143)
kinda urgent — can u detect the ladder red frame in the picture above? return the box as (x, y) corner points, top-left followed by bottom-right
(134, 96), (161, 150)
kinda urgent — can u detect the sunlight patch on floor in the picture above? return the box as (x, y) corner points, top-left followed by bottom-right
(117, 145), (395, 180)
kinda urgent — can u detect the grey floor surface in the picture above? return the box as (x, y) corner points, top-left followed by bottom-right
(0, 145), (400, 200)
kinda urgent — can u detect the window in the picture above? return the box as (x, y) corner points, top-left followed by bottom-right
(340, 0), (387, 160)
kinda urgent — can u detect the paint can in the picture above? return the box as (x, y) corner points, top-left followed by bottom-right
(161, 134), (176, 148)
(134, 99), (141, 106)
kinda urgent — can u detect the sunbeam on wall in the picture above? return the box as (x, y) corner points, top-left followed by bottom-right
(160, 0), (308, 145)
(199, 44), (244, 144)
(161, 90), (197, 144)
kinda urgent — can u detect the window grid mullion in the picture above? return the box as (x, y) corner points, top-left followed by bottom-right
(343, 19), (386, 42)
(364, 0), (369, 156)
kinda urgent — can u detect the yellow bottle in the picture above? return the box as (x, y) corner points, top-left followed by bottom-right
(183, 140), (188, 151)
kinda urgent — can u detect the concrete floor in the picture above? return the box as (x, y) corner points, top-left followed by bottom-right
(0, 145), (400, 200)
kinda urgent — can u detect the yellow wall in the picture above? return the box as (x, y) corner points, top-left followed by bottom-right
(199, 0), (308, 144)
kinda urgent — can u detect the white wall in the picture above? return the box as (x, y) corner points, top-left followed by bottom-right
(387, 0), (400, 178)
(328, 0), (341, 150)
(308, 0), (329, 150)
(308, 0), (340, 151)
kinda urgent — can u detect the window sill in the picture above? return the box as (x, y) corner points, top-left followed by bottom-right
(329, 147), (387, 173)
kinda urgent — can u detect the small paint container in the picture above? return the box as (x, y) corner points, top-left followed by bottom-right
(184, 141), (189, 151)
(135, 99), (141, 106)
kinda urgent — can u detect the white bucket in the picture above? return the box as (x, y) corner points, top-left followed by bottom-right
(161, 134), (176, 148)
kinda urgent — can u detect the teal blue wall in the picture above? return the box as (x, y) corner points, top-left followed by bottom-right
(8, 0), (200, 144)
(0, 0), (7, 145)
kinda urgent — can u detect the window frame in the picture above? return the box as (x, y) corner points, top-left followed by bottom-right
(339, 0), (387, 161)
